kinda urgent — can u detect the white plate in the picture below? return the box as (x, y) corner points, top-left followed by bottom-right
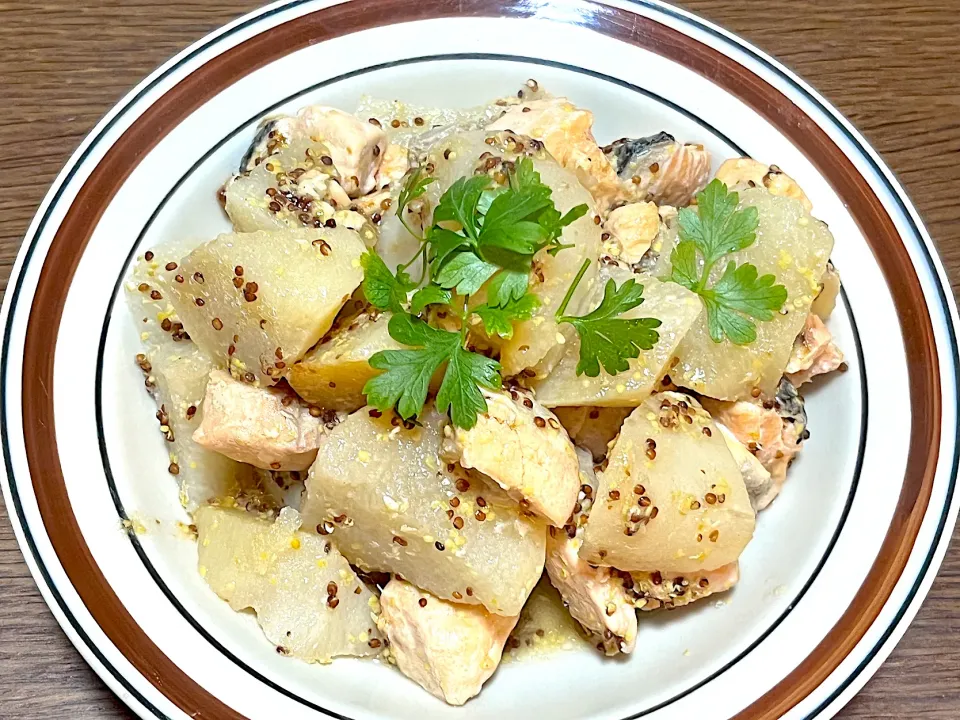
(2, 1), (958, 719)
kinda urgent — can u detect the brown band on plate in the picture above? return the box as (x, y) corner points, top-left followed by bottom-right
(17, 1), (940, 719)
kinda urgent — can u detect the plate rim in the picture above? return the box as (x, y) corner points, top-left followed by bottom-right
(1, 1), (958, 719)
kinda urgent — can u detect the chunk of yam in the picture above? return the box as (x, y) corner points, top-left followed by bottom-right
(301, 405), (545, 616)
(195, 506), (383, 663)
(655, 188), (834, 400)
(167, 228), (364, 386)
(581, 392), (755, 573)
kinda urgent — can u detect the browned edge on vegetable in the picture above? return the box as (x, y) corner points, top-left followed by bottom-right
(16, 1), (939, 718)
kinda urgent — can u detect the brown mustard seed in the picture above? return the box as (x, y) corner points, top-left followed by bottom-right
(368, 638), (382, 648)
(534, 416), (546, 428)
(645, 448), (657, 460)
(168, 462), (180, 475)
(475, 510), (486, 521)
(709, 530), (720, 542)
(650, 506), (659, 518)
(455, 478), (470, 493)
(327, 581), (338, 596)
(150, 290), (162, 300)
(138, 283), (149, 292)
(718, 493), (726, 503)
(393, 536), (408, 546)
(690, 500), (701, 510)
(327, 597), (340, 609)
(453, 516), (465, 530)
(638, 496), (651, 507)
(705, 492), (717, 504)
(165, 262), (178, 271)
(195, 298), (205, 307)
(634, 484), (645, 495)
(419, 598), (428, 608)
(144, 251), (154, 261)
(702, 426), (712, 437)
(750, 387), (762, 398)
(175, 274), (184, 283)
(476, 496), (487, 508)
(435, 541), (445, 551)
(449, 497), (461, 508)
(608, 489), (621, 501)
(452, 591), (463, 600)
(211, 318), (223, 331)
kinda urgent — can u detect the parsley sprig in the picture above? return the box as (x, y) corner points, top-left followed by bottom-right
(359, 156), (615, 429)
(556, 260), (662, 377)
(666, 180), (787, 345)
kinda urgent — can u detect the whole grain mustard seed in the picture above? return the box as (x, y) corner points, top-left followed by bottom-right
(418, 598), (428, 607)
(211, 318), (224, 331)
(452, 516), (465, 530)
(144, 251), (155, 261)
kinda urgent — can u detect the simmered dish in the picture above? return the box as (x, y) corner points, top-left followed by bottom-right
(126, 82), (845, 705)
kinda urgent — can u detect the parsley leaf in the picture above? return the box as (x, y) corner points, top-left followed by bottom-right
(557, 259), (661, 377)
(436, 345), (502, 430)
(433, 175), (490, 241)
(473, 294), (540, 339)
(410, 285), (453, 314)
(699, 262), (788, 344)
(363, 312), (502, 429)
(435, 252), (500, 296)
(361, 251), (410, 313)
(487, 269), (530, 307)
(667, 179), (787, 345)
(364, 314), (456, 419)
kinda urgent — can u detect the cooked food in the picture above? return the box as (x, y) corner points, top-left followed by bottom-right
(486, 98), (622, 208)
(625, 562), (740, 611)
(166, 227), (365, 385)
(195, 505), (383, 663)
(655, 187), (835, 400)
(531, 268), (702, 407)
(603, 131), (711, 207)
(193, 370), (326, 471)
(581, 392), (755, 573)
(443, 386), (580, 526)
(288, 308), (408, 411)
(127, 82), (846, 705)
(715, 157), (812, 212)
(300, 404), (546, 616)
(545, 449), (637, 655)
(378, 578), (518, 705)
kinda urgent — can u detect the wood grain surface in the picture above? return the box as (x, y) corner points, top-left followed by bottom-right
(1, 1), (958, 718)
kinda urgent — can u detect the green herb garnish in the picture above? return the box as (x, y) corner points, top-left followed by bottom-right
(361, 156), (593, 428)
(556, 259), (661, 377)
(666, 179), (787, 345)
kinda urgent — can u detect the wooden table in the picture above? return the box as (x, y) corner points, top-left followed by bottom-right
(1, 1), (958, 717)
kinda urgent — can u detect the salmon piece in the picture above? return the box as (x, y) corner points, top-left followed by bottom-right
(603, 132), (711, 207)
(785, 314), (844, 386)
(444, 386), (580, 526)
(701, 378), (808, 503)
(486, 98), (622, 208)
(622, 562), (739, 611)
(603, 201), (660, 263)
(716, 423), (777, 512)
(242, 107), (387, 197)
(545, 449), (637, 655)
(715, 157), (813, 212)
(193, 370), (328, 471)
(377, 578), (518, 706)
(375, 144), (410, 190)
